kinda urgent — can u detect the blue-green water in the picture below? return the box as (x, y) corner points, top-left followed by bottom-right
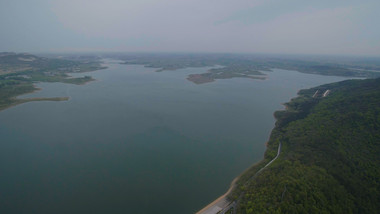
(0, 60), (352, 214)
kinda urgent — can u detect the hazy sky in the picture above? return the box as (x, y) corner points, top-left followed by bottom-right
(1, 0), (379, 56)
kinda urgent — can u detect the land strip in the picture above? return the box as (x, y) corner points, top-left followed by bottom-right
(0, 52), (105, 112)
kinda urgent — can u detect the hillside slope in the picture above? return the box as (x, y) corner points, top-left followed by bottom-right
(231, 78), (380, 213)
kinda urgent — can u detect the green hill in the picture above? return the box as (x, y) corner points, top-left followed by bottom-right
(230, 78), (380, 213)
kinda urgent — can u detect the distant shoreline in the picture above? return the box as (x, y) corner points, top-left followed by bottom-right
(0, 96), (70, 112)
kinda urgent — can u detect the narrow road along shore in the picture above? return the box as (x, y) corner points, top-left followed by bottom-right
(197, 142), (282, 214)
(196, 177), (238, 214)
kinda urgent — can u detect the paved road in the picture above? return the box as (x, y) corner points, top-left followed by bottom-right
(197, 142), (282, 214)
(196, 178), (238, 214)
(257, 142), (281, 174)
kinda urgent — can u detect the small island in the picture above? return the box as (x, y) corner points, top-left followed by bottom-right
(186, 65), (266, 84)
(116, 53), (380, 84)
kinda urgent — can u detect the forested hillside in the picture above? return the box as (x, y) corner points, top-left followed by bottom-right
(231, 78), (380, 213)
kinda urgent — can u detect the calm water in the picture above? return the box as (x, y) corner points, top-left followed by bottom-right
(0, 60), (351, 214)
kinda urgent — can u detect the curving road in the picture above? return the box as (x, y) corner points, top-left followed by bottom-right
(197, 142), (282, 214)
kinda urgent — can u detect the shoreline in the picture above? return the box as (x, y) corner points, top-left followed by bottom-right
(196, 151), (269, 214)
(0, 96), (70, 112)
(197, 140), (281, 214)
(196, 177), (239, 214)
(0, 67), (104, 113)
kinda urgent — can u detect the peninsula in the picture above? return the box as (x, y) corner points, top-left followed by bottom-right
(0, 52), (106, 111)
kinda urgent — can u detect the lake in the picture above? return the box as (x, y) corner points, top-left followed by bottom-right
(0, 60), (352, 214)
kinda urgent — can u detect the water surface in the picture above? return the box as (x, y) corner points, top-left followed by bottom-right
(0, 60), (352, 214)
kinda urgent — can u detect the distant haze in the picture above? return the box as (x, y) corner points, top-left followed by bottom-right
(1, 0), (379, 56)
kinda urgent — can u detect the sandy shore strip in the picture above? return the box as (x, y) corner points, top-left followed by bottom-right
(196, 177), (239, 214)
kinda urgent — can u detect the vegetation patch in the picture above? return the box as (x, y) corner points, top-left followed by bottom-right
(115, 53), (380, 84)
(0, 52), (105, 111)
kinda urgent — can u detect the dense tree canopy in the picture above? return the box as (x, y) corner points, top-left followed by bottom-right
(232, 78), (380, 213)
